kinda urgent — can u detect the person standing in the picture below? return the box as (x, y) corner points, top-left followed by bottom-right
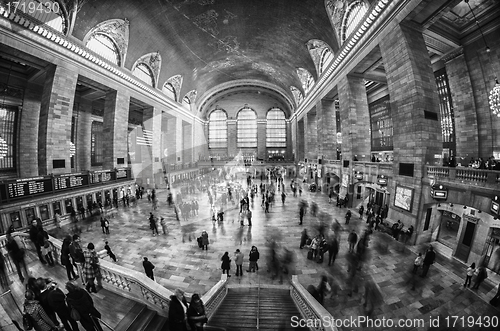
(347, 230), (358, 253)
(104, 218), (110, 235)
(23, 289), (58, 331)
(69, 235), (86, 285)
(247, 209), (253, 227)
(201, 231), (209, 250)
(104, 241), (117, 262)
(61, 236), (78, 281)
(464, 262), (476, 288)
(143, 257), (155, 280)
(29, 219), (46, 264)
(100, 218), (106, 234)
(83, 243), (99, 293)
(471, 265), (488, 290)
(359, 205), (364, 219)
(47, 282), (80, 331)
(149, 213), (159, 236)
(160, 217), (168, 235)
(187, 293), (209, 331)
(327, 236), (339, 266)
(5, 231), (28, 283)
(421, 246), (436, 278)
(221, 252), (231, 277)
(65, 282), (103, 331)
(36, 278), (60, 326)
(234, 249), (244, 277)
(168, 289), (188, 331)
(413, 253), (424, 274)
(247, 246), (259, 272)
(345, 210), (352, 224)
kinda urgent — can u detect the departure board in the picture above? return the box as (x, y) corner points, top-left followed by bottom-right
(3, 176), (54, 200)
(53, 173), (89, 191)
(116, 168), (129, 180)
(90, 170), (116, 184)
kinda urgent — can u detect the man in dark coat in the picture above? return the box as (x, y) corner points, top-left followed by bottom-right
(328, 236), (339, 266)
(29, 219), (46, 264)
(421, 246), (436, 277)
(143, 257), (155, 280)
(47, 283), (80, 331)
(168, 288), (188, 331)
(36, 278), (60, 326)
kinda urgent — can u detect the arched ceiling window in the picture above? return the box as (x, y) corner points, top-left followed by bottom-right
(86, 33), (121, 66)
(296, 68), (315, 95)
(319, 48), (334, 76)
(341, 1), (369, 43)
(83, 19), (129, 66)
(237, 106), (257, 148)
(290, 86), (304, 107)
(306, 39), (335, 77)
(163, 75), (183, 102)
(208, 109), (227, 149)
(162, 83), (176, 101)
(16, 0), (68, 34)
(133, 63), (154, 87)
(266, 108), (286, 148)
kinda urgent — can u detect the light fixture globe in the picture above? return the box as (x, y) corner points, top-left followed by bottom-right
(490, 79), (500, 117)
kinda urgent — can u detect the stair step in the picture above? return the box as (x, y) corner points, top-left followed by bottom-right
(127, 308), (156, 331)
(144, 314), (167, 331)
(115, 302), (145, 331)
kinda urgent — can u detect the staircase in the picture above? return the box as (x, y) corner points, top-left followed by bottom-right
(209, 287), (309, 331)
(114, 302), (169, 331)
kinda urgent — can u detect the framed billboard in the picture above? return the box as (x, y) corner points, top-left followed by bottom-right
(394, 184), (414, 212)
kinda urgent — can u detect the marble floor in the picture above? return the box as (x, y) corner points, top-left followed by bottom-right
(44, 177), (500, 331)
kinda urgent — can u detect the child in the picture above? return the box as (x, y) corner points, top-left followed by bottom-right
(413, 253), (423, 274)
(104, 241), (117, 262)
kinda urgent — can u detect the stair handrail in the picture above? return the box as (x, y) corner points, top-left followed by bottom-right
(93, 316), (115, 331)
(256, 272), (260, 329)
(201, 274), (228, 319)
(290, 275), (338, 331)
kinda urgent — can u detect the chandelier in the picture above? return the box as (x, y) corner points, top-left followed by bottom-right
(490, 79), (500, 117)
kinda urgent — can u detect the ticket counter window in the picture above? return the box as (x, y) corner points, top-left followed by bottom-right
(39, 205), (50, 221)
(105, 190), (111, 206)
(86, 194), (93, 208)
(96, 192), (102, 204)
(65, 199), (74, 215)
(53, 201), (61, 216)
(76, 196), (84, 210)
(25, 208), (36, 224)
(10, 212), (21, 229)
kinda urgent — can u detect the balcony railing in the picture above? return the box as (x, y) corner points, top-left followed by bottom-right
(426, 166), (500, 185)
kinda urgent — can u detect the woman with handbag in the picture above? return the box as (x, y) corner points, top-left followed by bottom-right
(187, 293), (208, 331)
(23, 289), (58, 331)
(65, 282), (103, 331)
(83, 243), (99, 293)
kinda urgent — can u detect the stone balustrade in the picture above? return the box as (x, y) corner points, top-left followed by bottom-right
(426, 166), (500, 186)
(290, 275), (337, 331)
(2, 232), (173, 316)
(201, 275), (228, 319)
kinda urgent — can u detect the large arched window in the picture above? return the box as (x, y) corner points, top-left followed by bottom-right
(0, 106), (17, 170)
(209, 109), (227, 149)
(91, 121), (103, 166)
(266, 108), (286, 148)
(342, 1), (368, 43)
(133, 63), (154, 86)
(237, 107), (257, 148)
(86, 33), (121, 65)
(162, 83), (176, 101)
(319, 48), (334, 75)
